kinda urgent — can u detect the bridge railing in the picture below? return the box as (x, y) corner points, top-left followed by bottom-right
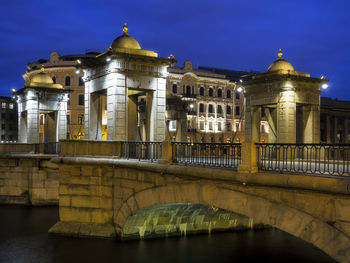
(120, 141), (162, 162)
(172, 142), (241, 169)
(256, 143), (350, 176)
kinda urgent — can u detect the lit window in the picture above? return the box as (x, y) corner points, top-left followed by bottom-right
(169, 120), (176, 131)
(1, 102), (6, 109)
(209, 122), (213, 131)
(9, 103), (13, 109)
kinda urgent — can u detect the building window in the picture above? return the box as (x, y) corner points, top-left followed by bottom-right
(210, 137), (214, 143)
(1, 113), (6, 119)
(218, 89), (222, 98)
(9, 103), (14, 109)
(209, 121), (213, 131)
(209, 88), (213, 97)
(1, 102), (6, 109)
(226, 105), (231, 115)
(227, 90), (231, 98)
(235, 106), (240, 115)
(208, 104), (213, 113)
(1, 124), (5, 130)
(1, 135), (5, 140)
(79, 77), (84, 86)
(217, 105), (222, 114)
(78, 94), (84, 106)
(67, 94), (70, 106)
(236, 91), (240, 99)
(169, 120), (176, 132)
(65, 76), (71, 86)
(66, 115), (70, 125)
(172, 84), (177, 93)
(218, 122), (222, 131)
(200, 87), (204, 96)
(52, 77), (56, 84)
(186, 86), (191, 96)
(78, 114), (84, 125)
(199, 103), (204, 113)
(226, 122), (231, 131)
(9, 135), (13, 141)
(200, 121), (204, 130)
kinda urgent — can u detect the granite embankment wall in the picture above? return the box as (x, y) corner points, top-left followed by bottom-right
(0, 155), (59, 205)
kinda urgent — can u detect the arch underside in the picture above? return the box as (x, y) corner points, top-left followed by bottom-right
(115, 183), (350, 263)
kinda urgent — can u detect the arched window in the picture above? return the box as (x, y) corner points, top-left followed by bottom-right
(199, 103), (204, 112)
(79, 77), (84, 86)
(65, 76), (71, 86)
(236, 91), (240, 99)
(227, 90), (231, 98)
(172, 84), (177, 93)
(235, 106), (240, 115)
(200, 87), (204, 96)
(218, 89), (222, 98)
(217, 105), (222, 114)
(208, 104), (213, 113)
(209, 88), (213, 97)
(52, 77), (56, 84)
(226, 105), (231, 115)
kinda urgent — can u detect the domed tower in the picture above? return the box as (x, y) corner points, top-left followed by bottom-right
(79, 23), (176, 141)
(241, 49), (329, 144)
(14, 66), (70, 145)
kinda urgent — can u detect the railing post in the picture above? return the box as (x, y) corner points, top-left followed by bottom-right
(159, 140), (173, 165)
(237, 141), (258, 173)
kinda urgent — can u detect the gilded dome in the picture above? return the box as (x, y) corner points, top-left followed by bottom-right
(29, 72), (54, 86)
(109, 23), (141, 51)
(267, 49), (295, 72)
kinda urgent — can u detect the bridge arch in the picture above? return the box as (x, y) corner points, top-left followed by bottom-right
(115, 183), (350, 263)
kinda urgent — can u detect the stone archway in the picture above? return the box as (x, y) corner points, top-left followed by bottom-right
(115, 183), (350, 263)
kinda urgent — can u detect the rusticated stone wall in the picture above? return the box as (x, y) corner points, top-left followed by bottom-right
(0, 155), (58, 205)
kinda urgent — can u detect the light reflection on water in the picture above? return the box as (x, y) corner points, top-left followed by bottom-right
(0, 205), (335, 263)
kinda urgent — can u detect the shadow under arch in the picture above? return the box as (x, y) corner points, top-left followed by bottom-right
(115, 183), (350, 263)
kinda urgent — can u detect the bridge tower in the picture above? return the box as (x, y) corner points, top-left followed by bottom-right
(80, 23), (175, 141)
(14, 67), (69, 143)
(242, 49), (328, 144)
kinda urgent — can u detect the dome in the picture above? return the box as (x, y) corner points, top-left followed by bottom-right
(267, 49), (295, 72)
(29, 72), (54, 86)
(109, 23), (141, 51)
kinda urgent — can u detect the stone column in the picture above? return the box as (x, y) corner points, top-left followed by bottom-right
(26, 93), (40, 144)
(277, 91), (296, 143)
(88, 93), (102, 140)
(57, 98), (67, 142)
(302, 104), (320, 143)
(344, 118), (348, 143)
(145, 91), (154, 141)
(334, 117), (338, 143)
(244, 105), (261, 142)
(106, 74), (127, 141)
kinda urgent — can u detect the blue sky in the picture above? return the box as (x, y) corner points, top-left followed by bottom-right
(1, 0), (349, 99)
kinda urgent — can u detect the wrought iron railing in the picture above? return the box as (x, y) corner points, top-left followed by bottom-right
(172, 142), (241, 168)
(256, 143), (350, 176)
(35, 142), (61, 154)
(120, 141), (162, 162)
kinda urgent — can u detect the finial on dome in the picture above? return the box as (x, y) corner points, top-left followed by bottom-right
(123, 23), (128, 34)
(40, 65), (45, 72)
(278, 49), (283, 58)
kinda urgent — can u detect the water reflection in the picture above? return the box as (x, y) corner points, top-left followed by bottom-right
(0, 205), (335, 263)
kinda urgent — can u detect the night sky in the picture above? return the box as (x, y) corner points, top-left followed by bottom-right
(1, 0), (350, 99)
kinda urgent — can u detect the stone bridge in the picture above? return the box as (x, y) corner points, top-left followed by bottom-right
(46, 141), (350, 263)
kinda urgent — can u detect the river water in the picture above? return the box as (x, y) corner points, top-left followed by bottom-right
(0, 206), (335, 263)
